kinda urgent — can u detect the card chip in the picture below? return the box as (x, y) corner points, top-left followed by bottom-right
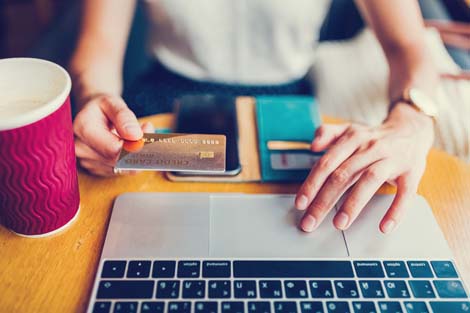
(199, 151), (215, 159)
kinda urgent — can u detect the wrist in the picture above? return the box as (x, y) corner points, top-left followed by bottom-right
(387, 46), (439, 101)
(385, 102), (435, 137)
(72, 73), (121, 112)
(70, 65), (122, 112)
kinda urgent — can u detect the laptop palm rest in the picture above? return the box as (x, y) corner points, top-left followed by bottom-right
(102, 193), (451, 260)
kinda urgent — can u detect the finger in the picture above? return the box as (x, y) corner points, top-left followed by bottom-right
(334, 160), (393, 230)
(306, 138), (389, 223)
(79, 159), (115, 177)
(299, 155), (369, 233)
(295, 125), (367, 211)
(141, 122), (155, 133)
(99, 96), (142, 140)
(336, 139), (390, 177)
(304, 140), (388, 224)
(311, 124), (349, 152)
(74, 104), (123, 159)
(75, 138), (117, 167)
(379, 170), (422, 234)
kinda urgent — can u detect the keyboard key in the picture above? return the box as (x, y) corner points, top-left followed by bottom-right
(384, 280), (410, 298)
(309, 280), (334, 298)
(178, 260), (200, 278)
(93, 301), (111, 313)
(408, 280), (435, 298)
(352, 301), (377, 313)
(234, 280), (257, 298)
(260, 280), (283, 298)
(274, 301), (297, 313)
(359, 280), (385, 298)
(431, 261), (458, 278)
(102, 260), (126, 278)
(182, 280), (205, 298)
(168, 301), (191, 313)
(155, 280), (180, 298)
(209, 280), (231, 298)
(113, 301), (138, 313)
(326, 301), (350, 313)
(127, 260), (151, 278)
(195, 301), (218, 313)
(248, 301), (272, 313)
(354, 261), (385, 278)
(97, 280), (154, 299)
(377, 302), (403, 313)
(203, 261), (231, 278)
(300, 301), (324, 313)
(152, 261), (176, 278)
(334, 280), (359, 298)
(222, 301), (245, 313)
(403, 302), (429, 313)
(407, 261), (433, 278)
(234, 261), (354, 278)
(141, 302), (164, 313)
(430, 301), (470, 313)
(433, 280), (468, 298)
(284, 280), (308, 298)
(383, 261), (409, 278)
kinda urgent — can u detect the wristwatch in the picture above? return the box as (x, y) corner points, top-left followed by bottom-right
(390, 87), (438, 119)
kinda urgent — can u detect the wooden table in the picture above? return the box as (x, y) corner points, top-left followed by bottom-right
(1, 114), (470, 313)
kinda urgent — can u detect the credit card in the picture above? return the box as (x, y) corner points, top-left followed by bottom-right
(270, 153), (321, 170)
(114, 133), (226, 173)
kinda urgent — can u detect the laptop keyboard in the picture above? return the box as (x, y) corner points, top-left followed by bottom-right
(89, 259), (469, 313)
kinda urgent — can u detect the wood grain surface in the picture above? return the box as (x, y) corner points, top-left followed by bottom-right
(0, 114), (469, 313)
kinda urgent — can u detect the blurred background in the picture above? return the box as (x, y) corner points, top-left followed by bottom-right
(1, 0), (469, 87)
(1, 0), (78, 58)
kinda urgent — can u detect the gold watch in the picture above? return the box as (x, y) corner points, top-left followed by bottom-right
(390, 88), (438, 119)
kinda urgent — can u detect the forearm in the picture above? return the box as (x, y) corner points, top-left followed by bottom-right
(70, 42), (123, 109)
(70, 0), (136, 110)
(386, 43), (439, 103)
(356, 0), (439, 102)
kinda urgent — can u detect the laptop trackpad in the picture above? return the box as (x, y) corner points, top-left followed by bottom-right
(104, 193), (348, 258)
(102, 193), (211, 258)
(209, 195), (348, 257)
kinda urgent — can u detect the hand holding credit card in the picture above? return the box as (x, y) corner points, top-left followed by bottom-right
(114, 133), (226, 174)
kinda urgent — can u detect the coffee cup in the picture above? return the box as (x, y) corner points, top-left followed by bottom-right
(0, 58), (80, 237)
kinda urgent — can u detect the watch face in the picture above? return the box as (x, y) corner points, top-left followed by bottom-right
(408, 88), (438, 117)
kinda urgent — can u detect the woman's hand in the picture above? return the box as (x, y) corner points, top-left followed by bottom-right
(295, 103), (434, 234)
(73, 94), (154, 176)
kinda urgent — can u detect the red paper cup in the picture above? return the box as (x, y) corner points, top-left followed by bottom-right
(0, 58), (80, 237)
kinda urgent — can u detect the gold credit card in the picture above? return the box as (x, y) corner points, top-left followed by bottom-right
(114, 133), (226, 173)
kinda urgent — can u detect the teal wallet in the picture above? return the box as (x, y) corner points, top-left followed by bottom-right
(256, 96), (322, 182)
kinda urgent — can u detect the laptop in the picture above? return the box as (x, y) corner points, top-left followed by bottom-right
(86, 193), (469, 313)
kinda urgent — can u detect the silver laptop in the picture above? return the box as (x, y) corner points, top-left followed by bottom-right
(87, 193), (469, 313)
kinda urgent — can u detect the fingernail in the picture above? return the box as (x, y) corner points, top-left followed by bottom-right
(296, 195), (309, 210)
(382, 220), (396, 234)
(300, 215), (317, 232)
(125, 124), (142, 137)
(334, 212), (349, 230)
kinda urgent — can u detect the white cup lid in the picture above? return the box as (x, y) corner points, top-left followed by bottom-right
(0, 58), (71, 131)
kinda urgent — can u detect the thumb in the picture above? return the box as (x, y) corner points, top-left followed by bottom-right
(311, 124), (349, 152)
(100, 95), (142, 140)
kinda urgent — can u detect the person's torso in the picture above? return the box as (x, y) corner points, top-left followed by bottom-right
(144, 0), (330, 84)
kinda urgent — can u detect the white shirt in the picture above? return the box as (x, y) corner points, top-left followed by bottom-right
(144, 0), (330, 84)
